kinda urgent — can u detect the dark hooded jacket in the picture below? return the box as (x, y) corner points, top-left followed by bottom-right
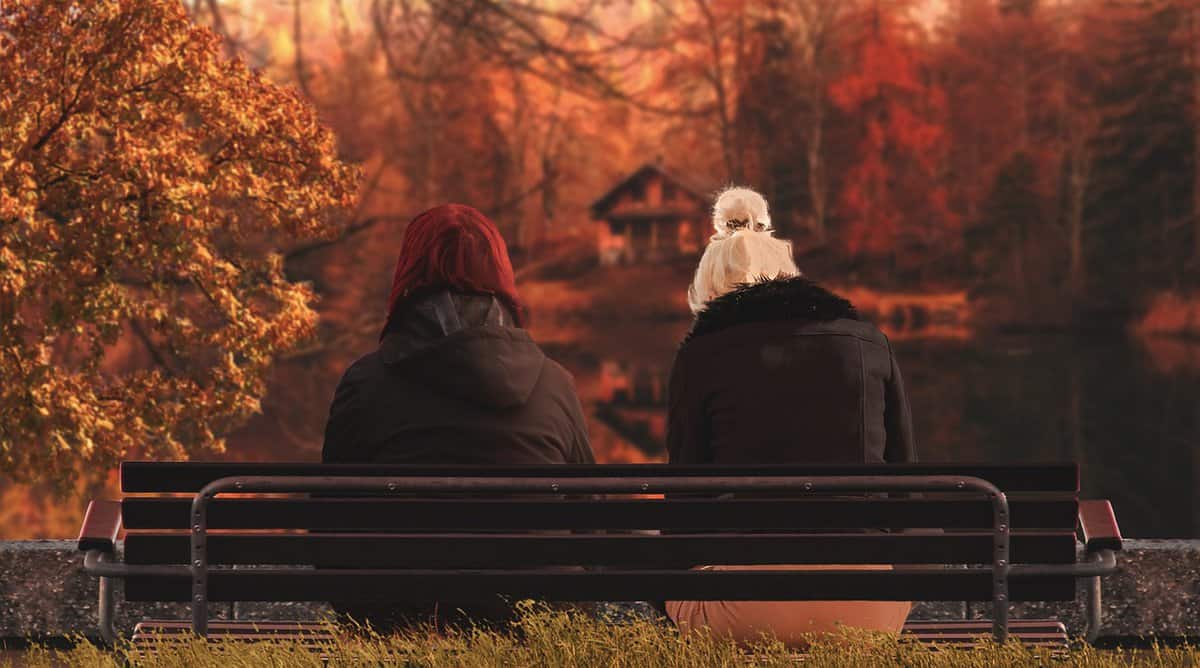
(320, 290), (593, 631)
(321, 290), (593, 467)
(667, 276), (916, 467)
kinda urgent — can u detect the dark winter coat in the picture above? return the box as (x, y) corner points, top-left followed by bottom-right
(320, 289), (593, 630)
(322, 289), (593, 467)
(667, 276), (916, 467)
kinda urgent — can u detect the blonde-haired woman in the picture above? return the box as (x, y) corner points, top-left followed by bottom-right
(665, 187), (916, 648)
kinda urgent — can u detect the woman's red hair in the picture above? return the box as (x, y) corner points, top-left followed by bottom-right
(387, 203), (525, 327)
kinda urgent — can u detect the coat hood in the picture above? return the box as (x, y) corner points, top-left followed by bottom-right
(686, 275), (859, 343)
(379, 290), (545, 409)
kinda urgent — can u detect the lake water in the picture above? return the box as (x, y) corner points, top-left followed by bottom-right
(533, 320), (1200, 540)
(2, 319), (1197, 539)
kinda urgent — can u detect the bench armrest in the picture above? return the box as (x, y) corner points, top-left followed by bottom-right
(1079, 500), (1122, 553)
(78, 500), (122, 553)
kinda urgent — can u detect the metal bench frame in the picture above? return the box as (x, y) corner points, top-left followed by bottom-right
(79, 472), (1120, 645)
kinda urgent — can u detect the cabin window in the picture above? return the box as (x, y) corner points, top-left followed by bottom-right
(662, 183), (677, 201)
(630, 180), (646, 202)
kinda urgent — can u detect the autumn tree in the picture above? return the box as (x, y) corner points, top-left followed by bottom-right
(1190, 0), (1200, 267)
(736, 0), (849, 245)
(936, 0), (1083, 305)
(934, 0), (1059, 226)
(736, 17), (811, 238)
(647, 0), (761, 183)
(1054, 2), (1103, 297)
(247, 0), (650, 253)
(972, 151), (1044, 297)
(782, 0), (850, 245)
(165, 0), (645, 455)
(829, 3), (957, 280)
(0, 0), (359, 486)
(1087, 0), (1197, 302)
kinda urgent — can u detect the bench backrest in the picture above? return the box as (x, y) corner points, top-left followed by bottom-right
(117, 462), (1082, 605)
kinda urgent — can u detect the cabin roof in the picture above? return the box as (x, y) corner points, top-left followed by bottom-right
(590, 162), (715, 220)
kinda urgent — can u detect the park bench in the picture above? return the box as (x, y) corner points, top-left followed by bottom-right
(77, 462), (1122, 649)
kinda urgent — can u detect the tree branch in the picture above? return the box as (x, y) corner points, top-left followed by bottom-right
(283, 214), (408, 263)
(485, 174), (552, 219)
(129, 319), (179, 378)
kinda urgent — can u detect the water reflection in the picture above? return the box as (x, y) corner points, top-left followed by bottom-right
(2, 316), (1197, 539)
(594, 360), (668, 457)
(537, 317), (1200, 539)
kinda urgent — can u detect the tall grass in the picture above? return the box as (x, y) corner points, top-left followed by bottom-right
(8, 604), (1197, 667)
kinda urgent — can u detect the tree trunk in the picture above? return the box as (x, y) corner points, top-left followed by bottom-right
(696, 0), (739, 182)
(1068, 353), (1083, 461)
(293, 0), (313, 99)
(1067, 186), (1086, 294)
(1012, 228), (1027, 298)
(807, 82), (828, 244)
(1193, 1), (1200, 263)
(1067, 139), (1090, 295)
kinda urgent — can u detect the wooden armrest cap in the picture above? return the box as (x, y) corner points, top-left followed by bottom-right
(78, 499), (122, 553)
(1079, 499), (1122, 552)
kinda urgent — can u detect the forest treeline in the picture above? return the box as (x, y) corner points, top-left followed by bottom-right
(189, 0), (1200, 327)
(3, 0), (1198, 498)
(727, 0), (1200, 326)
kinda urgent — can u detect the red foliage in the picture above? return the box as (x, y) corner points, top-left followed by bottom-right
(829, 10), (959, 259)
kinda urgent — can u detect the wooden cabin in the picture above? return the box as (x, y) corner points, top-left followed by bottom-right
(590, 162), (711, 265)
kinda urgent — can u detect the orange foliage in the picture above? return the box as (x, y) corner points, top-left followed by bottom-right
(829, 8), (958, 258)
(0, 470), (119, 539)
(1134, 292), (1200, 339)
(0, 0), (359, 488)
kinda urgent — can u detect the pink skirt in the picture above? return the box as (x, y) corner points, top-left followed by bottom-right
(665, 565), (912, 649)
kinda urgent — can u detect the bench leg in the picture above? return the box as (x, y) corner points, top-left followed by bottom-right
(1085, 575), (1103, 644)
(97, 572), (118, 646)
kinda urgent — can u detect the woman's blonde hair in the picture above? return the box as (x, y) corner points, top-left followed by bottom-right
(687, 187), (799, 314)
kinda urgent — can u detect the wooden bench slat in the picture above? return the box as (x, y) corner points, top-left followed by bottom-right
(133, 633), (332, 641)
(120, 462), (1080, 493)
(135, 620), (330, 632)
(903, 620), (1064, 630)
(124, 569), (1077, 603)
(132, 620), (335, 645)
(906, 638), (1068, 648)
(902, 628), (1065, 633)
(121, 497), (1080, 531)
(123, 532), (1078, 567)
(130, 620), (1069, 646)
(903, 619), (1068, 648)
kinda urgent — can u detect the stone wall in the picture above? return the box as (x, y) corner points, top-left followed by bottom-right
(2, 539), (1197, 641)
(0, 541), (329, 640)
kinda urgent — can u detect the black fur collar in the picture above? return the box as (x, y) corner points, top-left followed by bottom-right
(686, 276), (859, 342)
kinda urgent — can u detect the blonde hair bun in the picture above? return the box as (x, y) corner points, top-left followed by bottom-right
(689, 186), (798, 314)
(712, 186), (772, 239)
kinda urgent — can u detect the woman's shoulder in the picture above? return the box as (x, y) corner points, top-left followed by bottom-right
(682, 276), (876, 345)
(336, 350), (387, 388)
(534, 354), (577, 391)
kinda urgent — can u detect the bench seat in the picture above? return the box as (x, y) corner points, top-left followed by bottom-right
(127, 618), (1069, 649)
(78, 462), (1122, 648)
(903, 619), (1068, 647)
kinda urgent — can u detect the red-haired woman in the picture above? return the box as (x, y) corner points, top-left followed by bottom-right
(321, 204), (593, 628)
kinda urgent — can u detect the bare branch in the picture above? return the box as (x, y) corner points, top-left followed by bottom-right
(485, 174), (552, 219)
(293, 0), (314, 99)
(130, 319), (179, 377)
(283, 214), (407, 263)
